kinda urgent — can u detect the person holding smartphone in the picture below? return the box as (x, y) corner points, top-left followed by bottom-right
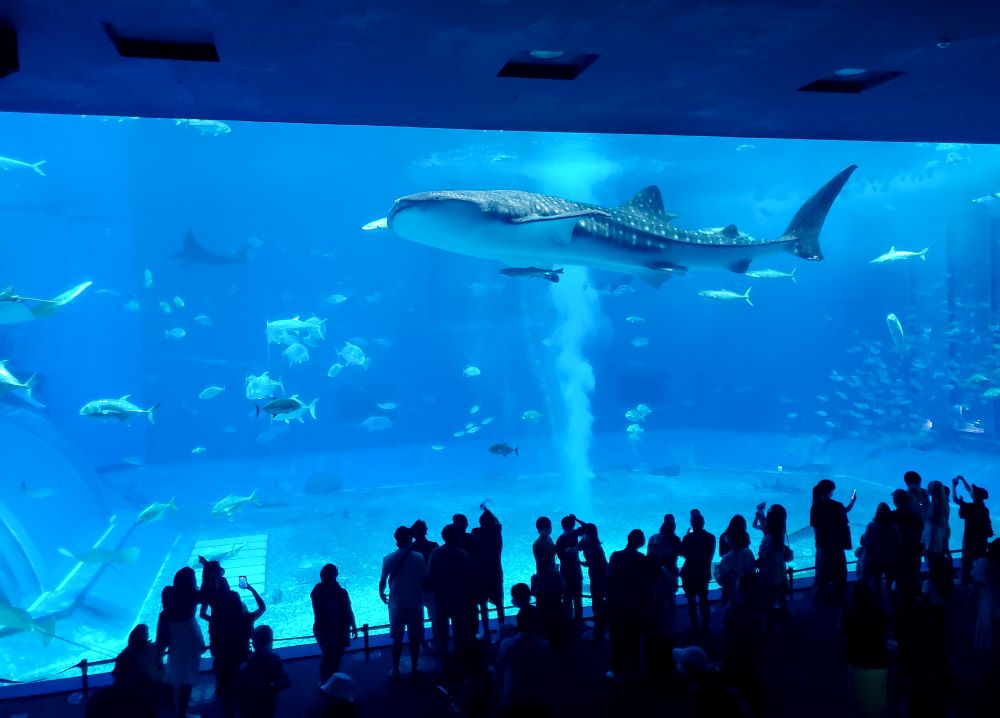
(810, 479), (856, 603)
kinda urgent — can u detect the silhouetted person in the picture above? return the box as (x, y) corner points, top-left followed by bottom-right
(472, 504), (505, 639)
(680, 509), (716, 630)
(112, 624), (161, 717)
(895, 591), (949, 718)
(411, 519), (439, 564)
(556, 514), (584, 623)
(379, 525), (426, 677)
(495, 607), (556, 718)
(924, 480), (952, 597)
(608, 529), (654, 678)
(953, 475), (993, 584)
(577, 520), (609, 640)
(722, 573), (765, 716)
(199, 558), (230, 622)
(163, 567), (205, 718)
(238, 625), (290, 718)
(648, 514), (682, 632)
(153, 586), (173, 711)
(904, 470), (931, 522)
(859, 502), (900, 597)
(411, 518), (439, 647)
(511, 583), (532, 610)
(891, 489), (924, 596)
(810, 479), (855, 602)
(719, 515), (750, 558)
(458, 639), (495, 718)
(428, 523), (474, 669)
(971, 538), (1000, 654)
(756, 504), (792, 628)
(842, 582), (888, 718)
(312, 564), (357, 683)
(453, 512), (478, 561)
(210, 586), (265, 718)
(530, 516), (563, 648)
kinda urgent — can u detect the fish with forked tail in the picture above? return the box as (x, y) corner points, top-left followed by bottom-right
(489, 443), (519, 458)
(381, 166), (856, 287)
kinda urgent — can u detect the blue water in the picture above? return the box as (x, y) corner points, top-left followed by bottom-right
(1, 114), (998, 682)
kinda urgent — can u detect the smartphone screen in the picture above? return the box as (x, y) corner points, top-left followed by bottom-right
(239, 576), (248, 589)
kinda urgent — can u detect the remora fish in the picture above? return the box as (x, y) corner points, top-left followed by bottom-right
(746, 268), (797, 283)
(381, 166), (856, 286)
(171, 230), (248, 266)
(499, 267), (565, 283)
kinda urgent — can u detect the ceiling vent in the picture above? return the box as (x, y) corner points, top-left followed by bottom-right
(104, 23), (219, 62)
(498, 52), (598, 80)
(799, 69), (903, 94)
(0, 22), (18, 78)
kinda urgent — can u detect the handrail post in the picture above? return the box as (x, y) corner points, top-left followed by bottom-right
(80, 658), (89, 700)
(362, 624), (370, 661)
(787, 567), (794, 597)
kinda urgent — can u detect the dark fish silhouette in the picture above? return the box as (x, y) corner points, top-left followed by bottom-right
(170, 230), (248, 266)
(489, 443), (519, 458)
(499, 267), (564, 283)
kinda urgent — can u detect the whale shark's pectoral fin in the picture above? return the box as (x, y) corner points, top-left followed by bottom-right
(512, 209), (609, 246)
(728, 259), (752, 274)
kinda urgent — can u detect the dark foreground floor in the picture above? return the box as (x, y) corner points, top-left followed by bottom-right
(1, 584), (996, 718)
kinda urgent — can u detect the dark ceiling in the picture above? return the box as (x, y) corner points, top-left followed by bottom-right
(1, 1), (999, 143)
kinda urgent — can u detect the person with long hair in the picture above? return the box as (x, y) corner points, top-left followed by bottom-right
(756, 504), (793, 628)
(163, 567), (205, 718)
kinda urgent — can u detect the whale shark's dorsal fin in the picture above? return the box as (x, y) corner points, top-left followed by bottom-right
(721, 224), (740, 238)
(621, 186), (678, 222)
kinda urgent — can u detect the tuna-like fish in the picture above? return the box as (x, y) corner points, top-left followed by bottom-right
(489, 443), (519, 458)
(870, 246), (929, 264)
(80, 395), (159, 424)
(137, 497), (177, 524)
(381, 166), (856, 286)
(266, 316), (327, 346)
(212, 489), (258, 516)
(256, 395), (318, 423)
(0, 156), (46, 175)
(746, 268), (797, 283)
(698, 288), (753, 306)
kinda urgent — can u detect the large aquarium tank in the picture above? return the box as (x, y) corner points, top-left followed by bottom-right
(1, 112), (998, 682)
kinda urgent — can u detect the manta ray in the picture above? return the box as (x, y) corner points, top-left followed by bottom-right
(170, 230), (248, 266)
(373, 165), (856, 286)
(0, 281), (92, 325)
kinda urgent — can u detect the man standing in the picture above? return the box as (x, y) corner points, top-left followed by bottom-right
(679, 510), (716, 631)
(380, 526), (427, 678)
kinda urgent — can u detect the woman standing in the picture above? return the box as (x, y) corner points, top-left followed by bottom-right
(923, 480), (952, 597)
(163, 567), (206, 718)
(757, 504), (793, 628)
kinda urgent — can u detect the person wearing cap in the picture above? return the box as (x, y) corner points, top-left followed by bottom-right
(379, 525), (427, 678)
(953, 475), (993, 584)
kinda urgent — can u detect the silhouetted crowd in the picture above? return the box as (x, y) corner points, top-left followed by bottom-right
(86, 472), (997, 718)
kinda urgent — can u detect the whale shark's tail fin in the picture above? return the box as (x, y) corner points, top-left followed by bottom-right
(781, 165), (857, 261)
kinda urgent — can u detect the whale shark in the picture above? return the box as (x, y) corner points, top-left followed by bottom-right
(170, 230), (248, 266)
(379, 165), (856, 286)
